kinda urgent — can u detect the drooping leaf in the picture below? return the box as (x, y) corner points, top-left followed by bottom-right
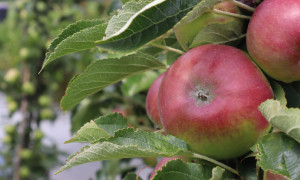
(66, 113), (127, 144)
(270, 80), (287, 107)
(42, 20), (107, 70)
(237, 157), (258, 180)
(60, 53), (166, 110)
(152, 159), (233, 180)
(279, 82), (300, 108)
(256, 132), (300, 180)
(96, 0), (224, 52)
(190, 20), (245, 49)
(123, 172), (142, 180)
(259, 99), (300, 143)
(121, 71), (159, 96)
(210, 166), (225, 180)
(56, 128), (190, 174)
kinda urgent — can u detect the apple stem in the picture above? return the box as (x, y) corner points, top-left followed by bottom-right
(151, 43), (185, 55)
(229, 0), (256, 12)
(191, 153), (239, 175)
(212, 9), (251, 20)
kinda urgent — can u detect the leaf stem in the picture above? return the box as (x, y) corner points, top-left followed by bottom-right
(212, 9), (251, 20)
(191, 153), (239, 175)
(151, 44), (185, 55)
(228, 0), (256, 12)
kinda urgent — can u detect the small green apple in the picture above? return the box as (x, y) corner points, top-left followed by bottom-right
(20, 149), (32, 160)
(4, 68), (20, 84)
(38, 95), (52, 107)
(40, 108), (55, 120)
(22, 82), (35, 95)
(33, 129), (44, 141)
(4, 125), (16, 135)
(19, 166), (30, 178)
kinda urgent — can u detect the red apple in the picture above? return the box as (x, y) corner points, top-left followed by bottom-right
(146, 72), (165, 128)
(247, 0), (300, 83)
(265, 170), (289, 180)
(158, 44), (273, 160)
(149, 157), (182, 180)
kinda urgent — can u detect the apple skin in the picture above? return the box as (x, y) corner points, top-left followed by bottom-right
(174, 2), (244, 51)
(246, 0), (300, 83)
(264, 170), (289, 180)
(158, 44), (273, 160)
(149, 157), (182, 179)
(146, 72), (165, 128)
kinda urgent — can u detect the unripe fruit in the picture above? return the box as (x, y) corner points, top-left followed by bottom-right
(19, 166), (30, 178)
(20, 149), (32, 160)
(19, 47), (30, 59)
(4, 68), (20, 84)
(7, 100), (18, 113)
(145, 73), (165, 128)
(22, 82), (35, 95)
(40, 108), (55, 120)
(33, 129), (44, 141)
(38, 95), (52, 107)
(158, 45), (273, 160)
(247, 0), (300, 83)
(4, 125), (16, 135)
(2, 135), (12, 144)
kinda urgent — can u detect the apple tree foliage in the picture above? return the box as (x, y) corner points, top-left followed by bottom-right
(40, 0), (300, 179)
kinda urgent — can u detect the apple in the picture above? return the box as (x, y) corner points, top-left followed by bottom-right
(33, 129), (44, 141)
(174, 2), (244, 51)
(146, 72), (165, 128)
(38, 95), (52, 107)
(22, 81), (35, 95)
(4, 68), (20, 84)
(158, 44), (273, 160)
(264, 170), (289, 180)
(246, 0), (300, 83)
(149, 157), (182, 179)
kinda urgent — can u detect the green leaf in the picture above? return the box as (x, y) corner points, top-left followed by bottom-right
(66, 113), (127, 144)
(96, 0), (224, 52)
(41, 20), (107, 70)
(152, 159), (233, 180)
(123, 172), (142, 180)
(60, 53), (166, 110)
(237, 157), (258, 180)
(210, 166), (225, 180)
(190, 20), (245, 49)
(256, 132), (300, 180)
(56, 128), (189, 174)
(121, 71), (159, 96)
(270, 80), (287, 107)
(259, 100), (300, 143)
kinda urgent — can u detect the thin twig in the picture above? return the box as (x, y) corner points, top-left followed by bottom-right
(151, 44), (185, 55)
(191, 153), (239, 175)
(229, 0), (256, 12)
(212, 9), (251, 20)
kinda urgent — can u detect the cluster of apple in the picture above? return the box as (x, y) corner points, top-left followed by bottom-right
(146, 0), (299, 172)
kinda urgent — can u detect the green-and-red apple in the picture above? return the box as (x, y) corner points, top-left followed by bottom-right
(146, 72), (165, 128)
(247, 0), (300, 83)
(149, 157), (182, 180)
(174, 2), (244, 51)
(158, 44), (273, 160)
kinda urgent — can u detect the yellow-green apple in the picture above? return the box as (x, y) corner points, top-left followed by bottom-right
(146, 73), (165, 128)
(158, 44), (273, 160)
(149, 157), (182, 179)
(174, 2), (244, 51)
(247, 0), (300, 83)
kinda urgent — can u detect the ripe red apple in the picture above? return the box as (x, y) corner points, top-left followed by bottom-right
(174, 2), (244, 51)
(246, 0), (300, 83)
(146, 72), (165, 128)
(149, 157), (182, 179)
(158, 44), (273, 160)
